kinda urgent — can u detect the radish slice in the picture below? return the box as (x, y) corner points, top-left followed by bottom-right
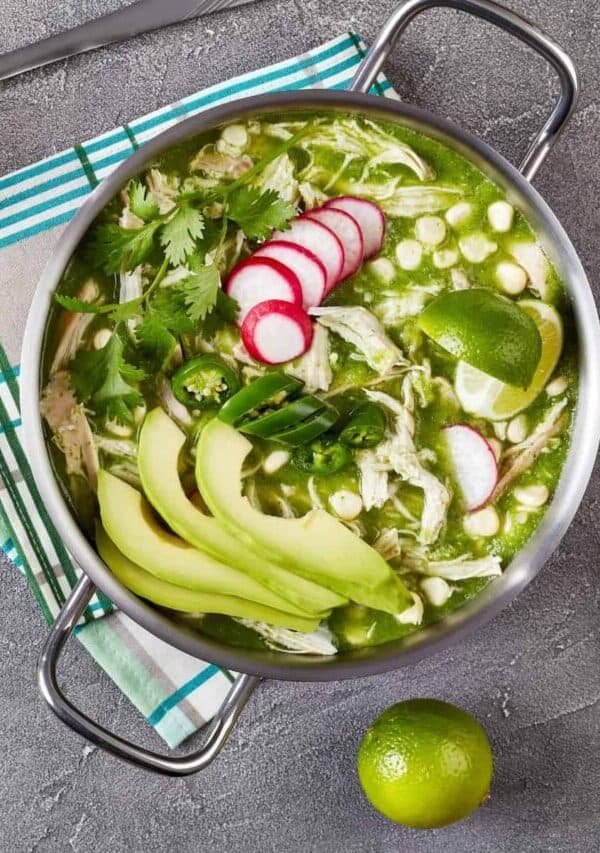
(254, 241), (327, 308)
(443, 424), (498, 511)
(225, 257), (302, 323)
(271, 218), (344, 293)
(324, 197), (385, 259)
(304, 207), (364, 282)
(241, 300), (314, 365)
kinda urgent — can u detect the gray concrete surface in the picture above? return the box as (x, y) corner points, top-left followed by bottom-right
(1, 0), (599, 850)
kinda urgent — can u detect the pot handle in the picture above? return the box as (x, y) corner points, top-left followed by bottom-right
(350, 0), (579, 181)
(38, 574), (260, 776)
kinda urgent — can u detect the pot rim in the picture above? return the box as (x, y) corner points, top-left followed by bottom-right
(20, 89), (600, 681)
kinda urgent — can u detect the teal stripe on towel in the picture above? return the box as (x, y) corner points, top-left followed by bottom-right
(147, 664), (221, 726)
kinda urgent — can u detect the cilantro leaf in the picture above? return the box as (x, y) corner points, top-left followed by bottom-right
(85, 221), (161, 274)
(148, 263), (220, 337)
(200, 290), (239, 338)
(135, 314), (177, 372)
(70, 332), (145, 423)
(129, 180), (160, 221)
(108, 299), (144, 323)
(215, 289), (238, 324)
(227, 187), (296, 240)
(54, 291), (145, 322)
(150, 287), (197, 335)
(180, 263), (220, 323)
(160, 203), (205, 266)
(54, 293), (109, 314)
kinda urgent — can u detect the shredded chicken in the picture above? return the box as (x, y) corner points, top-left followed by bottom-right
(257, 153), (298, 203)
(336, 179), (461, 217)
(237, 621), (337, 655)
(357, 448), (390, 511)
(157, 377), (193, 428)
(310, 306), (406, 375)
(419, 554), (502, 581)
(232, 341), (264, 370)
(119, 207), (144, 229)
(244, 480), (262, 511)
(287, 324), (332, 391)
(40, 372), (99, 489)
(509, 241), (549, 300)
(190, 145), (253, 180)
(363, 390), (450, 545)
(375, 285), (440, 325)
(373, 528), (403, 561)
(106, 460), (141, 488)
(394, 592), (424, 625)
(262, 121), (306, 140)
(161, 266), (191, 288)
(364, 389), (406, 423)
(40, 371), (77, 430)
(492, 400), (568, 500)
(95, 437), (137, 459)
(50, 280), (101, 374)
(300, 117), (434, 182)
(146, 168), (179, 214)
(298, 181), (328, 210)
(274, 496), (296, 519)
(119, 266), (144, 336)
(307, 476), (324, 510)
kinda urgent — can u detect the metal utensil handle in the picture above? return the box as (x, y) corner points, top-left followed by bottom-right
(38, 574), (260, 776)
(350, 0), (579, 181)
(0, 0), (255, 83)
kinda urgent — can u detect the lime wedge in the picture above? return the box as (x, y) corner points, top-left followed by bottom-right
(455, 300), (563, 420)
(418, 288), (542, 387)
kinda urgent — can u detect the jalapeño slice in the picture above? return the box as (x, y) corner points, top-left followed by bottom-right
(240, 395), (324, 437)
(171, 355), (240, 410)
(271, 404), (340, 446)
(340, 402), (387, 448)
(291, 437), (351, 475)
(218, 373), (303, 426)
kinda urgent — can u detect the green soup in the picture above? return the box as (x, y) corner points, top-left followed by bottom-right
(41, 109), (576, 655)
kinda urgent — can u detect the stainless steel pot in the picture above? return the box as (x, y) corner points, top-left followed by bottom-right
(20, 0), (600, 775)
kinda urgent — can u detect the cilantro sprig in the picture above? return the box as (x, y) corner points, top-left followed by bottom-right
(227, 187), (295, 240)
(70, 330), (145, 423)
(54, 135), (301, 399)
(129, 180), (160, 221)
(85, 220), (162, 274)
(160, 203), (205, 266)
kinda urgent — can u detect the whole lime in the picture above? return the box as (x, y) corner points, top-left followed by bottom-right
(357, 699), (493, 829)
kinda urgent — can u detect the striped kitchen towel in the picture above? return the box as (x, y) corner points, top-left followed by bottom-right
(0, 32), (397, 749)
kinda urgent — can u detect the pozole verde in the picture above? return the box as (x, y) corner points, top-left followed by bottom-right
(41, 110), (576, 655)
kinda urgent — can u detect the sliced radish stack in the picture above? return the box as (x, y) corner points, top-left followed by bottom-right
(271, 217), (344, 293)
(443, 424), (498, 511)
(304, 207), (364, 284)
(225, 257), (302, 323)
(253, 241), (327, 308)
(241, 300), (314, 364)
(324, 197), (385, 259)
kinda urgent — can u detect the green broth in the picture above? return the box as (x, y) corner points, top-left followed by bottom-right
(42, 109), (576, 653)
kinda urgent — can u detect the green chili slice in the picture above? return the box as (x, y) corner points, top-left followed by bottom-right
(218, 373), (303, 425)
(291, 437), (351, 476)
(340, 402), (387, 448)
(271, 405), (339, 446)
(240, 395), (324, 438)
(172, 355), (240, 410)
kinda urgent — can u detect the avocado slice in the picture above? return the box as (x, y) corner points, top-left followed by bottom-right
(97, 469), (329, 619)
(96, 523), (320, 632)
(195, 419), (412, 615)
(138, 408), (344, 616)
